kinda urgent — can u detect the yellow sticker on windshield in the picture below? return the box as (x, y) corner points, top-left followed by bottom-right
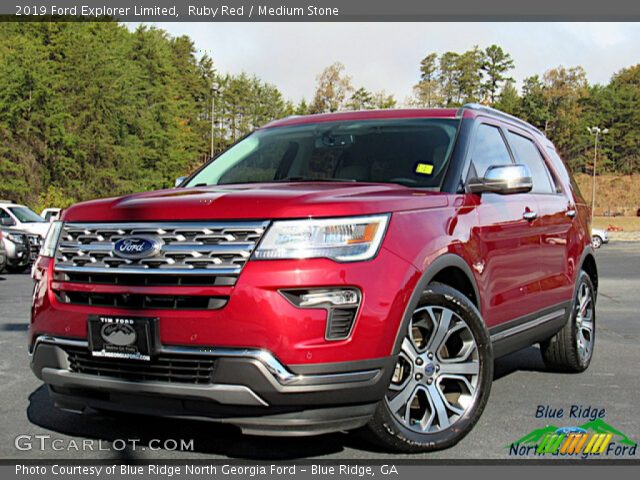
(415, 163), (434, 175)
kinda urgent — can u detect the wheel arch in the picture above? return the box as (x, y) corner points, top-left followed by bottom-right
(579, 246), (598, 296)
(391, 253), (481, 356)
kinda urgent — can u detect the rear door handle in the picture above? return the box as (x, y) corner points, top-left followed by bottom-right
(566, 209), (576, 218)
(523, 211), (537, 222)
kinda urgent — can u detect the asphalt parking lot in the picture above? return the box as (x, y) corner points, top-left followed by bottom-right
(0, 243), (638, 461)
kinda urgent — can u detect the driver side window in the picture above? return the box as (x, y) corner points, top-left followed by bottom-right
(470, 124), (513, 178)
(0, 209), (15, 226)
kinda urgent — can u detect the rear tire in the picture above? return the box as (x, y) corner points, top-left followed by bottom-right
(540, 271), (595, 372)
(591, 235), (603, 249)
(362, 283), (493, 452)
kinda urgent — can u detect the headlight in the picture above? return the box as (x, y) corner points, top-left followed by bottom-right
(40, 221), (63, 258)
(253, 215), (389, 262)
(6, 233), (24, 244)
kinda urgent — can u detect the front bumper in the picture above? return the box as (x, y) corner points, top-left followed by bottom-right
(31, 336), (394, 436)
(3, 240), (29, 267)
(31, 245), (420, 365)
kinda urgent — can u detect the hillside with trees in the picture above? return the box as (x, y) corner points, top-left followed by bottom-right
(0, 22), (638, 211)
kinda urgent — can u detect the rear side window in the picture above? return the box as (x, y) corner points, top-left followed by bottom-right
(506, 132), (555, 194)
(470, 124), (513, 177)
(546, 147), (577, 195)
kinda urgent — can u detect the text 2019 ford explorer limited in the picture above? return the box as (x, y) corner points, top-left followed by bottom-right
(30, 105), (597, 452)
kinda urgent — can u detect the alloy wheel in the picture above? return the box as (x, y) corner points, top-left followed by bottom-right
(386, 306), (480, 434)
(575, 281), (594, 362)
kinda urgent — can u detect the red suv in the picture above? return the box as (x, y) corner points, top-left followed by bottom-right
(30, 105), (597, 452)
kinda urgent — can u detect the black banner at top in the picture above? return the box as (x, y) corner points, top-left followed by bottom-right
(5, 0), (640, 21)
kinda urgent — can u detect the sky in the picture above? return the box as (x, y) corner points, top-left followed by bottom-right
(131, 22), (640, 105)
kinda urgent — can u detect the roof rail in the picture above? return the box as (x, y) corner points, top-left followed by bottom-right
(0, 199), (14, 203)
(458, 103), (544, 136)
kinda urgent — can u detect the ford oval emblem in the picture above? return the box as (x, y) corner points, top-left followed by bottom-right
(113, 236), (162, 260)
(101, 323), (137, 346)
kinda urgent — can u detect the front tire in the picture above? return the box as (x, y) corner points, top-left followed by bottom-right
(540, 271), (595, 372)
(363, 283), (493, 452)
(591, 235), (603, 249)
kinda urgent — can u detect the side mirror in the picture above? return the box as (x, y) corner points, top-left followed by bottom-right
(174, 176), (186, 188)
(467, 164), (533, 195)
(1, 217), (15, 227)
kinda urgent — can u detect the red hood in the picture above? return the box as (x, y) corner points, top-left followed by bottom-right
(62, 183), (449, 222)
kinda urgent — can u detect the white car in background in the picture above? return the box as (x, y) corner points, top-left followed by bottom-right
(0, 201), (50, 239)
(591, 228), (609, 249)
(41, 208), (61, 222)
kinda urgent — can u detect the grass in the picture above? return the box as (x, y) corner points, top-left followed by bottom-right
(592, 216), (640, 232)
(572, 173), (640, 231)
(575, 173), (640, 217)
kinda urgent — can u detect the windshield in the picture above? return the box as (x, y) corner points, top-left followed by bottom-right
(185, 119), (460, 189)
(9, 206), (45, 223)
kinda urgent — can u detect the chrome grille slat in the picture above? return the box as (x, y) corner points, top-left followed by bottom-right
(54, 221), (268, 284)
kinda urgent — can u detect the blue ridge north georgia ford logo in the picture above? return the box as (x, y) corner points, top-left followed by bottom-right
(113, 236), (162, 260)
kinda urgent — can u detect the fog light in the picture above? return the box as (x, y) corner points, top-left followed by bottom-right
(299, 289), (359, 307)
(280, 288), (361, 341)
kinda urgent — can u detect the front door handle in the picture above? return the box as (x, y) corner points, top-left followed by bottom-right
(523, 211), (538, 222)
(566, 209), (576, 218)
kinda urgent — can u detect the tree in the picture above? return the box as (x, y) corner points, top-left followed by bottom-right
(602, 65), (640, 173)
(372, 90), (396, 109)
(438, 52), (461, 107)
(310, 62), (353, 113)
(542, 66), (590, 170)
(455, 46), (485, 104)
(494, 81), (520, 115)
(482, 45), (514, 104)
(294, 98), (310, 115)
(347, 87), (374, 110)
(0, 22), (290, 206)
(415, 52), (439, 107)
(519, 75), (550, 130)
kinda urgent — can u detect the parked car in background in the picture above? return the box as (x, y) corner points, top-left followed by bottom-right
(0, 227), (31, 273)
(591, 228), (609, 249)
(0, 201), (50, 239)
(0, 231), (6, 273)
(41, 208), (61, 222)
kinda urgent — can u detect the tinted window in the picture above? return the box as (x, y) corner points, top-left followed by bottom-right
(470, 124), (513, 177)
(186, 119), (460, 190)
(8, 206), (44, 223)
(0, 209), (14, 226)
(507, 132), (554, 194)
(546, 147), (573, 194)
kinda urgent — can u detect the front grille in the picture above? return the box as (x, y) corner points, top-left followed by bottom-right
(54, 221), (269, 286)
(53, 271), (236, 286)
(54, 291), (228, 310)
(66, 347), (216, 384)
(27, 234), (41, 257)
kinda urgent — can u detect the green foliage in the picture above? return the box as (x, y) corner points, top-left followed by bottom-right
(482, 45), (514, 104)
(411, 45), (640, 175)
(347, 87), (396, 110)
(310, 62), (353, 113)
(1, 22), (639, 210)
(0, 22), (291, 207)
